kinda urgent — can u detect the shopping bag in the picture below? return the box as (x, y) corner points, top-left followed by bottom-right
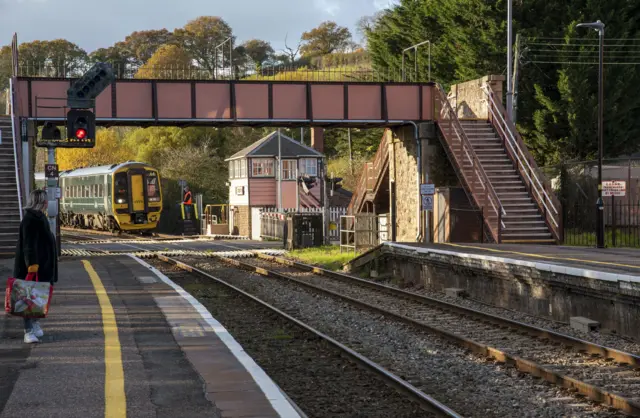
(4, 273), (53, 318)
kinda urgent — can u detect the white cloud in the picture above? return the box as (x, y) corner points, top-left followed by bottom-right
(313, 0), (340, 16)
(373, 0), (398, 10)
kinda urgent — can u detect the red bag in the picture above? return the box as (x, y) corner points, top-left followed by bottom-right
(5, 273), (53, 318)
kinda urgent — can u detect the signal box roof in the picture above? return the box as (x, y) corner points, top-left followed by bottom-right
(226, 131), (324, 161)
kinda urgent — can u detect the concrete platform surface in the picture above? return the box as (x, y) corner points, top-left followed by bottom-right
(0, 256), (299, 418)
(399, 242), (640, 279)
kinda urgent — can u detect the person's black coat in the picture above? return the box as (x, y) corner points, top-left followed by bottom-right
(13, 208), (58, 284)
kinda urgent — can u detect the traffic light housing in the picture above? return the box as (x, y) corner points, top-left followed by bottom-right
(300, 176), (316, 194)
(66, 109), (95, 145)
(42, 122), (61, 140)
(67, 62), (115, 108)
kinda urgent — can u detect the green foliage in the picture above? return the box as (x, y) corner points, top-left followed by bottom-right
(241, 39), (275, 69)
(135, 45), (193, 79)
(174, 16), (233, 72)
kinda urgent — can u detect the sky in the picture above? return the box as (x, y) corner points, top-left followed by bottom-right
(0, 0), (399, 53)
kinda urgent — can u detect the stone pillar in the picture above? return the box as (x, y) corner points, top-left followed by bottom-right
(311, 128), (324, 154)
(448, 75), (505, 119)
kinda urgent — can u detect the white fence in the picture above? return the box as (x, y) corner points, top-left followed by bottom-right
(258, 207), (347, 242)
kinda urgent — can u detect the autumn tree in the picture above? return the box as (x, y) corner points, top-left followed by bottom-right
(241, 39), (274, 70)
(18, 41), (50, 76)
(174, 16), (233, 75)
(56, 129), (134, 171)
(300, 21), (352, 57)
(124, 29), (174, 65)
(0, 45), (11, 90)
(135, 44), (193, 79)
(89, 42), (133, 75)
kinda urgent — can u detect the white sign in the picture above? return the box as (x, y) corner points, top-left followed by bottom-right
(603, 180), (626, 197)
(420, 184), (435, 195)
(422, 195), (433, 211)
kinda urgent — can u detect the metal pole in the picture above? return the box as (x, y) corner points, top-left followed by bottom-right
(428, 42), (431, 81)
(512, 33), (521, 123)
(348, 128), (353, 175)
(506, 0), (513, 120)
(278, 128), (282, 211)
(46, 147), (58, 253)
(597, 24), (605, 248)
(401, 54), (406, 82)
(300, 127), (304, 145)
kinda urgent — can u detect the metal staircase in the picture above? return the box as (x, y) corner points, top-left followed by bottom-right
(348, 133), (389, 214)
(436, 83), (561, 243)
(0, 116), (22, 256)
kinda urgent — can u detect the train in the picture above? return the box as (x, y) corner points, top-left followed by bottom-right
(35, 161), (163, 232)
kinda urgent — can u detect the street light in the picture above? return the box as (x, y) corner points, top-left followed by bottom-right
(402, 40), (431, 82)
(506, 0), (513, 120)
(576, 19), (605, 248)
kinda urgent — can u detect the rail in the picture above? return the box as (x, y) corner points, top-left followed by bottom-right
(9, 78), (23, 219)
(481, 84), (562, 241)
(158, 255), (463, 417)
(435, 83), (505, 242)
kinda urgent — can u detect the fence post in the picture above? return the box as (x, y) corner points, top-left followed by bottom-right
(497, 209), (502, 244)
(480, 207), (484, 244)
(612, 195), (616, 247)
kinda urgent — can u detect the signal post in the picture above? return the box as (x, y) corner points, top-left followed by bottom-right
(37, 63), (114, 251)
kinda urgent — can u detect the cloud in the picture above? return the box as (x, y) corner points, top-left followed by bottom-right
(313, 0), (341, 16)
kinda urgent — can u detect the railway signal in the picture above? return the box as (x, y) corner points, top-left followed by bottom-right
(41, 122), (61, 140)
(66, 109), (95, 145)
(67, 62), (115, 109)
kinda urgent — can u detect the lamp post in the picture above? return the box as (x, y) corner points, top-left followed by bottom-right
(576, 20), (605, 248)
(402, 40), (431, 82)
(506, 0), (513, 119)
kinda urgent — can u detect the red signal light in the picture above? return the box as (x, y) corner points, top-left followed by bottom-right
(75, 128), (87, 139)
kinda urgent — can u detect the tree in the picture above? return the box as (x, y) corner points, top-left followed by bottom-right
(89, 42), (133, 76)
(124, 29), (174, 65)
(135, 44), (193, 79)
(241, 39), (274, 70)
(0, 45), (12, 90)
(56, 129), (134, 170)
(18, 41), (50, 76)
(174, 16), (233, 74)
(46, 39), (88, 77)
(279, 33), (302, 65)
(300, 21), (352, 57)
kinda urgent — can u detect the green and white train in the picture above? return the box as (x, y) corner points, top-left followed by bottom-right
(35, 161), (163, 232)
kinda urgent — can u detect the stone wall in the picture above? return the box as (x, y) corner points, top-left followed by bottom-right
(389, 126), (419, 242)
(232, 205), (251, 237)
(354, 244), (640, 340)
(448, 75), (505, 119)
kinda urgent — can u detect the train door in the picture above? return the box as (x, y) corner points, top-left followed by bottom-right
(127, 169), (149, 224)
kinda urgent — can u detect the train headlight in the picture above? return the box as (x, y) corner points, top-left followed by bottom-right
(117, 199), (126, 204)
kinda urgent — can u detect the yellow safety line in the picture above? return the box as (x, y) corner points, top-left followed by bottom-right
(442, 243), (640, 271)
(82, 260), (127, 418)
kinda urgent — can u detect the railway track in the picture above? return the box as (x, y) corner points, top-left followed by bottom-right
(153, 255), (462, 418)
(205, 252), (640, 416)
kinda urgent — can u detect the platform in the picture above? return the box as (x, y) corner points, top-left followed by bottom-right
(348, 242), (640, 340)
(0, 256), (300, 418)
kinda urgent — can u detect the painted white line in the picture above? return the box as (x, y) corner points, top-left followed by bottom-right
(387, 243), (640, 285)
(129, 255), (301, 418)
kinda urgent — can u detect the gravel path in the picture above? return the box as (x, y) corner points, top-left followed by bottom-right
(148, 259), (431, 418)
(181, 257), (623, 418)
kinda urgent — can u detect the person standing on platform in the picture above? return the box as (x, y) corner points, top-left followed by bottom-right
(13, 189), (58, 344)
(183, 186), (193, 220)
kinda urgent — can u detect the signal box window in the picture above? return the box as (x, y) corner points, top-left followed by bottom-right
(300, 158), (318, 177)
(282, 160), (297, 180)
(252, 159), (274, 177)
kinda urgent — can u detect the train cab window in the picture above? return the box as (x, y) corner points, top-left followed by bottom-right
(115, 173), (128, 204)
(98, 184), (103, 198)
(146, 173), (160, 202)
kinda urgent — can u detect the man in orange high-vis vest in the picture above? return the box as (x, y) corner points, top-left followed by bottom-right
(183, 186), (193, 220)
(183, 186), (193, 205)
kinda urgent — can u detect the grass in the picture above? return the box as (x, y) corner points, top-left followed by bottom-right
(287, 245), (359, 271)
(564, 228), (640, 248)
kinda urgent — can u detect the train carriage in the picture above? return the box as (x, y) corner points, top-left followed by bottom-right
(36, 161), (162, 232)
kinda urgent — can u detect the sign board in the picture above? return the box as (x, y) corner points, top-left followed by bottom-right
(178, 179), (187, 188)
(603, 180), (626, 197)
(235, 186), (245, 196)
(420, 184), (435, 195)
(45, 164), (59, 179)
(422, 195), (433, 211)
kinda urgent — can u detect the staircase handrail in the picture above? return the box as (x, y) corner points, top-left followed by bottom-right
(481, 83), (561, 237)
(9, 78), (23, 220)
(435, 83), (506, 240)
(348, 132), (389, 214)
